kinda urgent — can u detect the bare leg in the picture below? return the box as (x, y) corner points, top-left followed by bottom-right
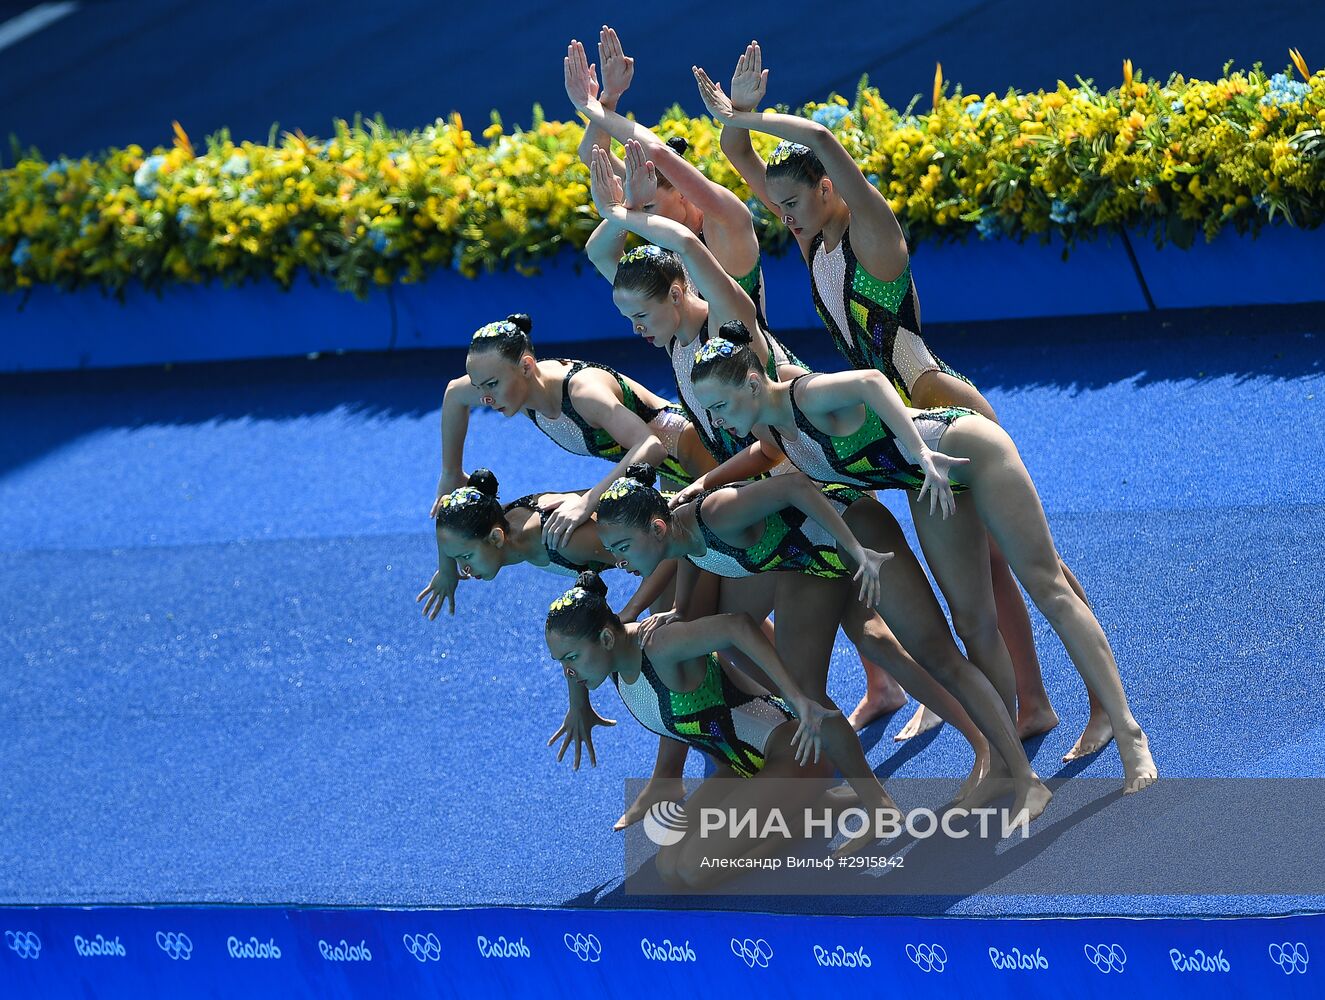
(911, 369), (1062, 741)
(1060, 562), (1113, 759)
(850, 501), (1046, 821)
(848, 654), (909, 731)
(942, 418), (1157, 794)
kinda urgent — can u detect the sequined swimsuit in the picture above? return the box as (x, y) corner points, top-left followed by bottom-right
(503, 495), (610, 577)
(809, 226), (971, 403)
(768, 375), (974, 492)
(525, 360), (694, 485)
(684, 484), (865, 580)
(613, 649), (795, 778)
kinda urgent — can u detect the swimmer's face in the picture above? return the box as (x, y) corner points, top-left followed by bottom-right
(597, 518), (668, 577)
(693, 373), (760, 439)
(612, 284), (683, 350)
(765, 175), (832, 240)
(547, 626), (615, 691)
(438, 524), (504, 581)
(465, 351), (532, 416)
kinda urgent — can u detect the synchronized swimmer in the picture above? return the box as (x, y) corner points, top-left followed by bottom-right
(421, 27), (1158, 884)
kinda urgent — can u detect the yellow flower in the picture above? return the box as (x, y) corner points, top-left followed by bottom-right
(1289, 48), (1310, 82)
(933, 62), (943, 109)
(1123, 59), (1133, 89)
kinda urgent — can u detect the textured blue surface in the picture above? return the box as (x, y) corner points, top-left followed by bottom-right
(2, 305), (1324, 918)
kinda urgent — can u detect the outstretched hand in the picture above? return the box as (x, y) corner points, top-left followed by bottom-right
(416, 562), (461, 619)
(589, 146), (624, 216)
(851, 546), (894, 609)
(693, 65), (736, 122)
(729, 40), (769, 112)
(622, 139), (658, 210)
(598, 25), (634, 102)
(563, 39), (603, 116)
(916, 449), (969, 519)
(547, 693), (617, 770)
(790, 699), (839, 766)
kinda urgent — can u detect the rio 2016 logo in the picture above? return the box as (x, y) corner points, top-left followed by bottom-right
(1269, 942), (1309, 975)
(642, 801), (687, 847)
(155, 932), (193, 961)
(1084, 943), (1127, 973)
(5, 931), (41, 960)
(906, 943), (947, 973)
(731, 938), (772, 968)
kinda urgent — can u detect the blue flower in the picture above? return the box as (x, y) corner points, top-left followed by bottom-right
(1049, 199), (1077, 225)
(451, 242), (466, 270)
(369, 228), (393, 255)
(221, 153), (250, 177)
(975, 214), (1002, 240)
(811, 105), (850, 130)
(1260, 72), (1309, 107)
(133, 154), (166, 198)
(1170, 98), (1185, 115)
(10, 238), (32, 267)
(965, 101), (985, 119)
(239, 188), (258, 204)
(866, 173), (880, 187)
(175, 205), (199, 236)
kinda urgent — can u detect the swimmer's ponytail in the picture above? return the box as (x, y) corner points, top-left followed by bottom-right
(467, 468), (500, 498)
(547, 571), (621, 639)
(436, 469), (506, 538)
(598, 463), (670, 529)
(692, 321), (763, 386)
(468, 315), (536, 363)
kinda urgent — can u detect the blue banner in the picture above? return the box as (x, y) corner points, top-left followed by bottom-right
(1, 906), (1320, 998)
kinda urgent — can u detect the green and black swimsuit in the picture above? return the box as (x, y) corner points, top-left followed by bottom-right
(685, 484), (865, 580)
(808, 226), (971, 404)
(768, 375), (974, 492)
(524, 359), (694, 485)
(503, 495), (610, 578)
(613, 649), (795, 779)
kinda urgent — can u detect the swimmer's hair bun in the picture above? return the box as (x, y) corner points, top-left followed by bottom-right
(574, 570), (609, 597)
(467, 468), (500, 497)
(718, 319), (754, 346)
(624, 463), (658, 489)
(506, 313), (533, 334)
(666, 136), (690, 157)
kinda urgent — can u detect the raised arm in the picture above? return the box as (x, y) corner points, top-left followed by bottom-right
(694, 60), (907, 278)
(801, 371), (969, 517)
(666, 437), (783, 508)
(572, 28), (628, 177)
(566, 36), (758, 272)
(588, 145), (758, 333)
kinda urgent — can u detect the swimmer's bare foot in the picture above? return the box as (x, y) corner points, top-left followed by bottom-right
(1008, 776), (1053, 829)
(848, 685), (907, 732)
(1118, 727), (1158, 794)
(831, 795), (901, 859)
(614, 777), (686, 831)
(1016, 701), (1060, 741)
(1063, 710), (1113, 761)
(893, 702), (942, 741)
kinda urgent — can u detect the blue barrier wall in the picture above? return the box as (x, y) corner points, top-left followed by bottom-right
(2, 905), (1320, 999)
(3, 225), (1321, 373)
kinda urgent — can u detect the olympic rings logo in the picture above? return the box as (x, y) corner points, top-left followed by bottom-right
(564, 932), (601, 963)
(155, 931), (193, 961)
(5, 930), (41, 959)
(906, 943), (948, 973)
(731, 937), (773, 968)
(402, 932), (441, 963)
(1269, 942), (1309, 975)
(1084, 943), (1127, 973)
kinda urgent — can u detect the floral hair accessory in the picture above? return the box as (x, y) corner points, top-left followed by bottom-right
(472, 320), (518, 340)
(549, 588), (588, 612)
(767, 141), (811, 166)
(438, 487), (486, 510)
(601, 477), (649, 502)
(695, 338), (738, 363)
(620, 245), (669, 265)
